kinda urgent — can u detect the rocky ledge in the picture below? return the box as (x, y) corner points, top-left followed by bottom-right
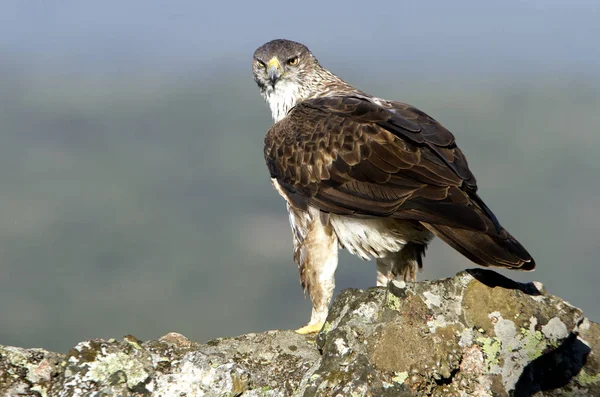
(1, 269), (599, 397)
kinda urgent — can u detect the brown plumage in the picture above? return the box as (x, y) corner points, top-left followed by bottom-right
(264, 95), (534, 269)
(253, 39), (535, 334)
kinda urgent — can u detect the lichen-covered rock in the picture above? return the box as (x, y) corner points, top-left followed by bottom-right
(0, 345), (64, 396)
(52, 331), (319, 397)
(0, 269), (598, 396)
(305, 269), (599, 396)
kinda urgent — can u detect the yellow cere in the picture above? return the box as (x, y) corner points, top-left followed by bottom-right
(268, 57), (281, 70)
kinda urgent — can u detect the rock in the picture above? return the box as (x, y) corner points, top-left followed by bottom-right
(0, 345), (63, 396)
(309, 269), (599, 396)
(1, 269), (599, 396)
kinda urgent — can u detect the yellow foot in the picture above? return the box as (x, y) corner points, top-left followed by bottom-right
(295, 322), (325, 334)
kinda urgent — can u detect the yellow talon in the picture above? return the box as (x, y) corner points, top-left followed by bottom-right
(295, 322), (325, 334)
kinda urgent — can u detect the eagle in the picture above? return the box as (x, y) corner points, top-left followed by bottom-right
(252, 39), (535, 334)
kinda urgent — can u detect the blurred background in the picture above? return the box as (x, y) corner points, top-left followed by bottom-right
(0, 1), (598, 353)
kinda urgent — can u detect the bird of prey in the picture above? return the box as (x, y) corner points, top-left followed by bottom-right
(252, 39), (535, 334)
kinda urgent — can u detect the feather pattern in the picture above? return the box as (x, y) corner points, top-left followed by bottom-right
(254, 39), (534, 332)
(264, 95), (535, 269)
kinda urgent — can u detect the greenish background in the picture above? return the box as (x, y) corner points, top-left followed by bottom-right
(1, 1), (598, 352)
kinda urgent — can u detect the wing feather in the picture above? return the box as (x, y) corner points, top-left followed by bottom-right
(264, 95), (534, 268)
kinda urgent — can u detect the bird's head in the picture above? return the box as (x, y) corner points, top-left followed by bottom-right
(253, 39), (337, 122)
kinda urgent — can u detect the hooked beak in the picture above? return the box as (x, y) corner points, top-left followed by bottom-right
(267, 57), (282, 86)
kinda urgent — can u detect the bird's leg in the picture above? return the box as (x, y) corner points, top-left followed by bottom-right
(394, 242), (426, 282)
(376, 242), (427, 284)
(296, 211), (338, 334)
(376, 256), (394, 286)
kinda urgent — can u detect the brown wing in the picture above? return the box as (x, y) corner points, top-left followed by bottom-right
(264, 95), (534, 269)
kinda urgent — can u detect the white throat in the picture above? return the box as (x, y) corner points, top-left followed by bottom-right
(263, 79), (302, 123)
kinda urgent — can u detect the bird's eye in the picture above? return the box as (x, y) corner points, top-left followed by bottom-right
(287, 56), (299, 66)
(255, 59), (266, 69)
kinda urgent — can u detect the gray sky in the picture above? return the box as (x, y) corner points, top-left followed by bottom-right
(1, 0), (599, 352)
(2, 1), (598, 76)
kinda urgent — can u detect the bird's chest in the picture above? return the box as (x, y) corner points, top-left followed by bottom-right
(266, 82), (300, 123)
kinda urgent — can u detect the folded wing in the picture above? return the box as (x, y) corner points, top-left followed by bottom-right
(264, 95), (534, 270)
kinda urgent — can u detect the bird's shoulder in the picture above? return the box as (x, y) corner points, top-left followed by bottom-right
(262, 94), (506, 232)
(266, 94), (454, 149)
(264, 94), (476, 189)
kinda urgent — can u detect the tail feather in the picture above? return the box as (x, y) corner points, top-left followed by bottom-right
(423, 223), (535, 271)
